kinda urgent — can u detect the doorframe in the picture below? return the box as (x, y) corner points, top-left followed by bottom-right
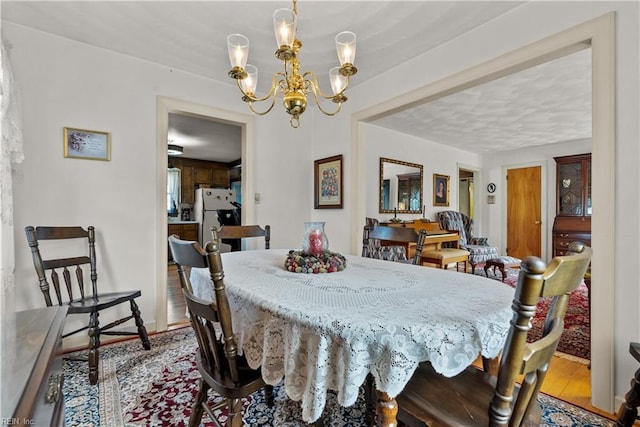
(502, 161), (547, 261)
(155, 96), (255, 331)
(457, 163), (481, 221)
(351, 13), (615, 410)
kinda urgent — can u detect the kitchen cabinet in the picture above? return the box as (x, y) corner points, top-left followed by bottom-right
(168, 222), (199, 261)
(169, 157), (232, 204)
(552, 153), (591, 257)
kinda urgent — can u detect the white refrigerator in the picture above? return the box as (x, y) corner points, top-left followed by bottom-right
(193, 188), (237, 246)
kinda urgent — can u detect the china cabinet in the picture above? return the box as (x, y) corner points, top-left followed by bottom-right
(552, 153), (591, 257)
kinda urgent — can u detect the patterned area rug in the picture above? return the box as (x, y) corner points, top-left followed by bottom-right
(63, 328), (612, 426)
(476, 263), (590, 361)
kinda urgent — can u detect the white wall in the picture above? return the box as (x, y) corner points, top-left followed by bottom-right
(362, 124), (481, 223)
(4, 22), (314, 333)
(482, 139), (592, 262)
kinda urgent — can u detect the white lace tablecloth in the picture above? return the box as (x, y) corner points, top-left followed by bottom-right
(190, 249), (514, 423)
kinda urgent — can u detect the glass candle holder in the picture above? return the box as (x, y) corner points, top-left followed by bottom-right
(302, 222), (329, 256)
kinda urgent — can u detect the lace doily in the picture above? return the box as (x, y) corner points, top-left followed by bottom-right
(284, 250), (347, 273)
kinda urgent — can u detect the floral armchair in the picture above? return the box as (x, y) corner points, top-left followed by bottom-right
(437, 211), (498, 273)
(362, 218), (408, 262)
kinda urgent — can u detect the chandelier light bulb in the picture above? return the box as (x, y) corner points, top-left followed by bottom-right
(273, 8), (296, 48)
(227, 34), (249, 69)
(241, 65), (258, 95)
(329, 67), (347, 95)
(335, 31), (356, 66)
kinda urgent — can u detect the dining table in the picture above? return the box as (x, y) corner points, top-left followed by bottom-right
(189, 249), (515, 426)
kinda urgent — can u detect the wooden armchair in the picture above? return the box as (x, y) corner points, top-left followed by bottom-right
(167, 234), (273, 427)
(396, 242), (592, 426)
(25, 226), (150, 385)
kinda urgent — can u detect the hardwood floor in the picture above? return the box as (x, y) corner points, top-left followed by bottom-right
(166, 265), (617, 421)
(167, 264), (189, 326)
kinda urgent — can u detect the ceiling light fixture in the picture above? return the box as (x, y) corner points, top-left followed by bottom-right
(167, 144), (184, 156)
(226, 0), (357, 128)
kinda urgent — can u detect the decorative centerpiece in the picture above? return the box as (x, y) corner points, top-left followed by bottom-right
(284, 222), (347, 273)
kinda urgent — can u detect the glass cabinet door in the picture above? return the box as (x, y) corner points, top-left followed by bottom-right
(558, 161), (584, 215)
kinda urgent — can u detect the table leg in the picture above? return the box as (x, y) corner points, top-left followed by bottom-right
(376, 391), (398, 427)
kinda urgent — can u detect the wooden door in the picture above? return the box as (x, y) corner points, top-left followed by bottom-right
(507, 166), (541, 259)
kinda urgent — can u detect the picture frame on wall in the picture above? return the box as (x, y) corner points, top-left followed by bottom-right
(433, 173), (450, 207)
(64, 127), (111, 161)
(314, 154), (343, 209)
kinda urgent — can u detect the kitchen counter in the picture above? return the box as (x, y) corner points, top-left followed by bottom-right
(167, 220), (198, 225)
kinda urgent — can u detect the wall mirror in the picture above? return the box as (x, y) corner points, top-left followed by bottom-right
(379, 157), (423, 214)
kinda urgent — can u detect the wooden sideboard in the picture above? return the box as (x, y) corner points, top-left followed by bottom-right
(1, 306), (67, 425)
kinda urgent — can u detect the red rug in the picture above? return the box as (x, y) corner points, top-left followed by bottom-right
(478, 265), (590, 361)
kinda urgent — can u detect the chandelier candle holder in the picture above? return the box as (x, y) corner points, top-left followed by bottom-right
(226, 0), (357, 128)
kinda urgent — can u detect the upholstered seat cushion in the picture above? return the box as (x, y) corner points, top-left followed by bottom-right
(421, 248), (470, 260)
(485, 256), (521, 267)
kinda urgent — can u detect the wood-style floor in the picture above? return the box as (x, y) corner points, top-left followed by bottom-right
(166, 265), (617, 421)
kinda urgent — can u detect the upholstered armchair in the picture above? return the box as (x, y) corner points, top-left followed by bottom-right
(437, 211), (498, 273)
(362, 217), (408, 262)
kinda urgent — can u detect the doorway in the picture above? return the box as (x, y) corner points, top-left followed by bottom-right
(458, 168), (476, 219)
(352, 15), (615, 410)
(155, 96), (255, 331)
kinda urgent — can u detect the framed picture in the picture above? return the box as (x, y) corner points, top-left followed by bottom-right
(64, 127), (111, 161)
(314, 154), (343, 209)
(433, 173), (450, 207)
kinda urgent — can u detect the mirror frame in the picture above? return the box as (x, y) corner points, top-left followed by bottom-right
(379, 157), (424, 214)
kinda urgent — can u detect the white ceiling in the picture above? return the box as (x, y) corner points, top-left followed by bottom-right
(2, 1), (591, 160)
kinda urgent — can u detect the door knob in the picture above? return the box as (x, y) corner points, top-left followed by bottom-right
(534, 220), (542, 225)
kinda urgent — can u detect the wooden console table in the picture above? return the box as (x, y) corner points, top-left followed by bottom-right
(1, 306), (67, 425)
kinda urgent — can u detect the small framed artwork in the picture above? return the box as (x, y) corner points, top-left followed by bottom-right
(314, 154), (343, 209)
(63, 127), (111, 161)
(433, 173), (450, 207)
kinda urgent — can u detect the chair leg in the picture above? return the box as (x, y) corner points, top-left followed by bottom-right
(616, 367), (640, 426)
(130, 299), (151, 350)
(188, 379), (210, 427)
(470, 262), (477, 274)
(88, 311), (100, 385)
(264, 384), (274, 406)
(227, 397), (243, 427)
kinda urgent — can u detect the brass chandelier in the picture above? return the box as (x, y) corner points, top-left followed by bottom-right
(226, 0), (357, 128)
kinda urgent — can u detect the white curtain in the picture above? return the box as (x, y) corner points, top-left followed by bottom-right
(167, 168), (181, 213)
(0, 39), (25, 314)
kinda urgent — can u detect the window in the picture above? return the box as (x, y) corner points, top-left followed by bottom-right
(167, 168), (181, 215)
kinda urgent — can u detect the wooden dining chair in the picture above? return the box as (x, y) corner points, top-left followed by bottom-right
(362, 224), (427, 265)
(616, 342), (640, 426)
(395, 241), (592, 427)
(215, 224), (270, 250)
(24, 225), (150, 385)
(167, 234), (274, 427)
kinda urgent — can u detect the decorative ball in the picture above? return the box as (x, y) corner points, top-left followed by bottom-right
(284, 250), (347, 274)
